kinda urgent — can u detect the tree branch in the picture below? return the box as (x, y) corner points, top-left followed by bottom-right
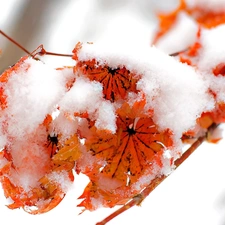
(96, 123), (218, 225)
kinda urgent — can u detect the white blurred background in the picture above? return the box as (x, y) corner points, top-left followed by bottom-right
(1, 1), (225, 225)
(0, 0), (178, 70)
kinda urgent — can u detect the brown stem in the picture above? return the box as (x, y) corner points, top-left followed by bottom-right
(169, 48), (188, 57)
(96, 124), (217, 225)
(0, 30), (73, 58)
(174, 135), (205, 168)
(0, 30), (32, 56)
(96, 176), (166, 225)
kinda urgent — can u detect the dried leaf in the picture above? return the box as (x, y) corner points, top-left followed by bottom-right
(53, 134), (81, 162)
(78, 101), (173, 210)
(73, 49), (140, 102)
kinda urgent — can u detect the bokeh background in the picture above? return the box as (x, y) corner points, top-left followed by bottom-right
(0, 0), (178, 70)
(1, 1), (225, 225)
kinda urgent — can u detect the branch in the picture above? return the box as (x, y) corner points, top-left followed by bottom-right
(96, 124), (218, 225)
(0, 30), (32, 56)
(0, 30), (73, 59)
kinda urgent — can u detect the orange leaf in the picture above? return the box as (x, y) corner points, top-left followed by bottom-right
(53, 134), (81, 162)
(78, 180), (129, 211)
(74, 56), (140, 102)
(153, 0), (225, 45)
(82, 101), (173, 186)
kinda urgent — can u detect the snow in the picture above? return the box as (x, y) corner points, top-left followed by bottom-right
(47, 170), (73, 193)
(78, 40), (214, 142)
(95, 101), (116, 133)
(76, 41), (214, 143)
(131, 162), (161, 192)
(0, 134), (7, 149)
(186, 0), (225, 12)
(51, 112), (78, 142)
(59, 76), (102, 114)
(155, 12), (198, 54)
(198, 25), (225, 73)
(190, 25), (225, 103)
(8, 128), (50, 191)
(0, 58), (68, 191)
(2, 58), (66, 138)
(1, 0), (225, 225)
(161, 149), (175, 176)
(59, 76), (117, 132)
(136, 46), (214, 140)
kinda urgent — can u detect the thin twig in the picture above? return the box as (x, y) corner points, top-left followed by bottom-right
(0, 30), (32, 56)
(169, 48), (188, 57)
(174, 135), (205, 167)
(96, 176), (166, 225)
(96, 124), (217, 225)
(0, 30), (73, 58)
